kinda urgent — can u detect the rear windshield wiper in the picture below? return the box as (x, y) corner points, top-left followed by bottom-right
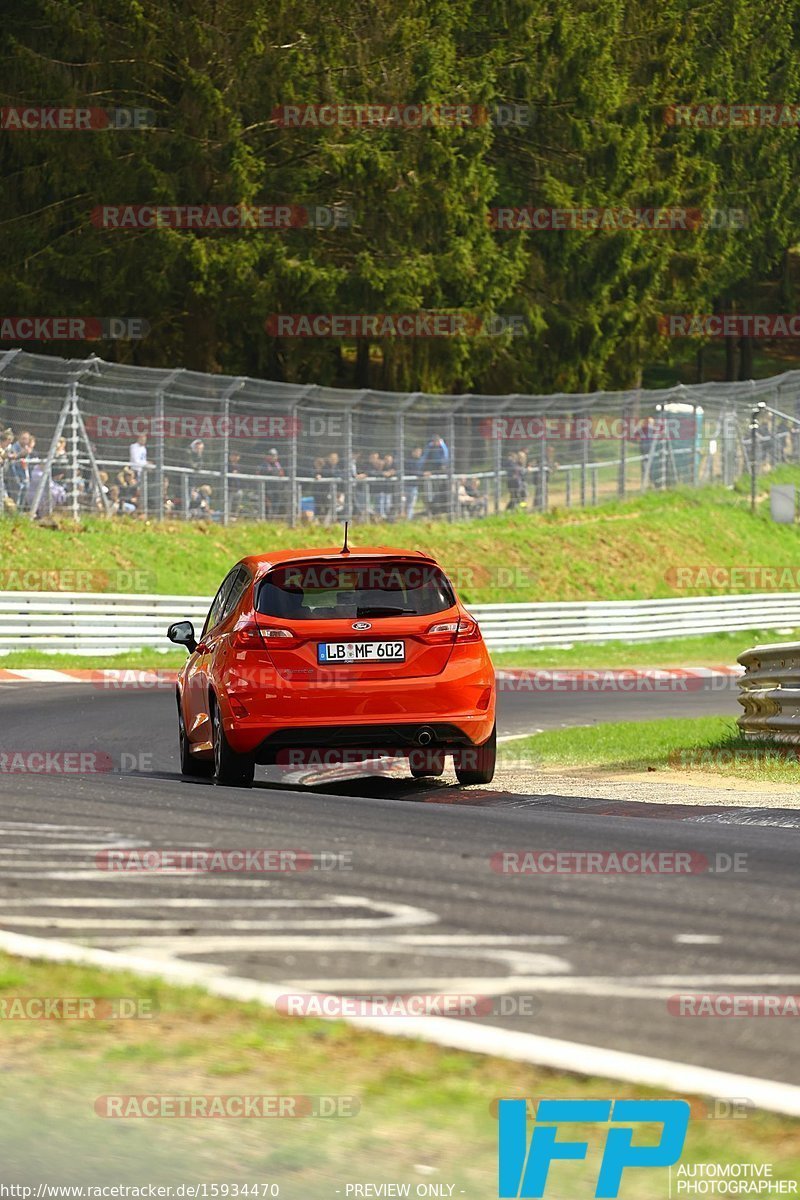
(356, 605), (416, 617)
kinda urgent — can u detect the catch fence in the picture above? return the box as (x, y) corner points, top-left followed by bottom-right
(0, 349), (798, 526)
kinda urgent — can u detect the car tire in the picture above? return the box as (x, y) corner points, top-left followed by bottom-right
(453, 724), (496, 785)
(408, 749), (445, 778)
(212, 699), (255, 788)
(179, 705), (213, 778)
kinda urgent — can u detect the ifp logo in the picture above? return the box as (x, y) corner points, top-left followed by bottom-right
(498, 1098), (690, 1197)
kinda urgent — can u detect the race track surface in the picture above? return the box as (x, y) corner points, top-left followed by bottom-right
(0, 682), (797, 1092)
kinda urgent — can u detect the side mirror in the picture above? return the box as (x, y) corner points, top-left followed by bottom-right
(167, 620), (197, 653)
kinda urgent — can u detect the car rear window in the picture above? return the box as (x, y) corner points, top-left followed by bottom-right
(256, 559), (455, 620)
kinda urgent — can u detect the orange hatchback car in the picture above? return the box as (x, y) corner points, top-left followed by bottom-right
(168, 540), (496, 788)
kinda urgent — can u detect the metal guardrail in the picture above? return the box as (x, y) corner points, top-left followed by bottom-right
(3, 590), (800, 655)
(737, 642), (800, 743)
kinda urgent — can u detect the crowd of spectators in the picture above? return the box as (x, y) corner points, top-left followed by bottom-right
(1, 425), (493, 522)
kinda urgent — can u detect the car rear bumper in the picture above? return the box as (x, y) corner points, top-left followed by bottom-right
(216, 660), (495, 757)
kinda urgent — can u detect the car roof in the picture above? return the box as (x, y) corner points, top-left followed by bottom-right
(239, 547), (437, 575)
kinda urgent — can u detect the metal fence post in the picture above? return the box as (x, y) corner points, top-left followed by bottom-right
(447, 412), (456, 521)
(750, 405), (759, 514)
(289, 407), (298, 527)
(580, 435), (588, 507)
(69, 382), (80, 521)
(538, 432), (547, 511)
(345, 407), (354, 520)
(221, 394), (230, 525)
(397, 410), (405, 524)
(494, 430), (502, 515)
(155, 390), (165, 520)
(618, 405), (628, 499)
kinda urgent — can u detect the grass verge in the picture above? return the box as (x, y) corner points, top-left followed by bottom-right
(0, 953), (797, 1194)
(499, 716), (800, 783)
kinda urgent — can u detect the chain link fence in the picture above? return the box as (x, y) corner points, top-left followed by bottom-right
(1, 348), (798, 525)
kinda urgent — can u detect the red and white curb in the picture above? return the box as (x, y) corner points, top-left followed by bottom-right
(0, 665), (742, 686)
(0, 668), (178, 685)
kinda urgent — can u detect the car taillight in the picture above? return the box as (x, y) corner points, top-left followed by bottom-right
(231, 617), (265, 650)
(426, 616), (481, 642)
(256, 623), (302, 649)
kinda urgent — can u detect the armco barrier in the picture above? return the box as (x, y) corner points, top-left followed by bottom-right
(3, 590), (800, 655)
(737, 642), (800, 743)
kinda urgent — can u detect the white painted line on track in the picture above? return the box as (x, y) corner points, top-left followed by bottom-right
(674, 934), (722, 945)
(1, 929), (798, 1118)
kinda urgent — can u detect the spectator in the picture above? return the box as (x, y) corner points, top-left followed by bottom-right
(350, 451), (368, 517)
(366, 451), (384, 519)
(189, 484), (219, 521)
(0, 428), (13, 507)
(106, 484), (121, 515)
(258, 447), (285, 477)
(458, 476), (488, 517)
(322, 451), (344, 522)
(420, 435), (450, 515)
(7, 430), (35, 508)
(506, 450), (528, 511)
(53, 436), (68, 471)
(116, 467), (139, 514)
(129, 432), (149, 478)
(404, 446), (423, 519)
(257, 446), (286, 518)
(377, 452), (397, 520)
(186, 438), (205, 483)
(228, 450), (244, 516)
(162, 475), (175, 515)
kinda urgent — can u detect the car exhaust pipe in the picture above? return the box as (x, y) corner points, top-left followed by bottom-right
(416, 727), (435, 746)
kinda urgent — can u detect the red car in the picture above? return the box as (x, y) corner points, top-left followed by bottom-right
(168, 540), (496, 788)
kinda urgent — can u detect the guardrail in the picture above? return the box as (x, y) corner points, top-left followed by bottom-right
(3, 590), (800, 655)
(737, 642), (800, 743)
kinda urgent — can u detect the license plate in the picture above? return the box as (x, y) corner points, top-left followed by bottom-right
(317, 640), (405, 663)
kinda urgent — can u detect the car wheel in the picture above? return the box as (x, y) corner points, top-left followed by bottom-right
(179, 705), (213, 778)
(212, 700), (255, 788)
(408, 749), (445, 778)
(453, 724), (496, 785)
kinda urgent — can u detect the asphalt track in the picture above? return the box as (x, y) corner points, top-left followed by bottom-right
(1, 681), (798, 1098)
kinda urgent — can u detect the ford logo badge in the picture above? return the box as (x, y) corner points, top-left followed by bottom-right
(352, 621), (372, 630)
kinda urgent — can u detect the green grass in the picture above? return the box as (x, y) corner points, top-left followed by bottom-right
(3, 469), (800, 605)
(0, 953), (798, 1193)
(491, 628), (797, 668)
(500, 716), (800, 783)
(0, 648), (187, 669)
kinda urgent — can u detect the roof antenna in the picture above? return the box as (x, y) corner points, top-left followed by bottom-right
(341, 520), (350, 555)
